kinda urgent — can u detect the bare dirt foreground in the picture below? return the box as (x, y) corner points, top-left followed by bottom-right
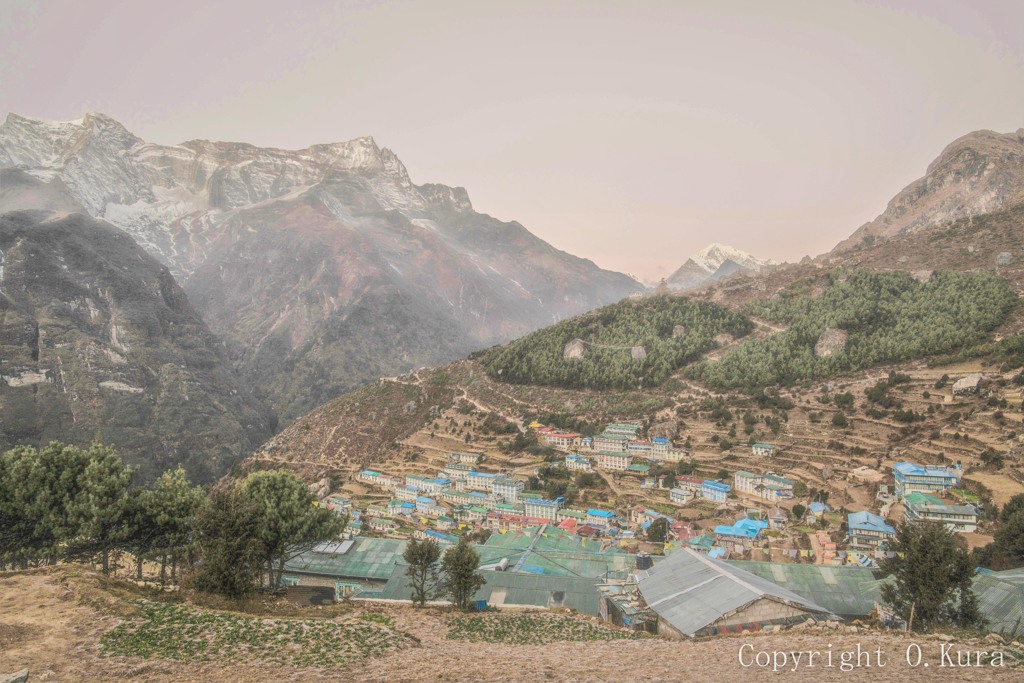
(0, 567), (1019, 683)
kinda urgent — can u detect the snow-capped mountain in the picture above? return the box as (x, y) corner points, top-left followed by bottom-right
(666, 243), (774, 290)
(0, 112), (642, 421)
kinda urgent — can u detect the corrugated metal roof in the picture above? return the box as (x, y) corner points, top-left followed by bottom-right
(636, 549), (833, 637)
(377, 562), (602, 614)
(727, 560), (881, 618)
(974, 572), (1024, 637)
(286, 537), (408, 581)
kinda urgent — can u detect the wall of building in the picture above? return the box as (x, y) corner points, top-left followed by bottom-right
(714, 598), (810, 629)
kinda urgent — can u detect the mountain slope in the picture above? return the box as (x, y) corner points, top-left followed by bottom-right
(833, 128), (1024, 253)
(0, 112), (643, 420)
(666, 243), (773, 290)
(0, 210), (272, 482)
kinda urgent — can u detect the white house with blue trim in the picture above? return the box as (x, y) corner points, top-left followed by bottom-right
(892, 461), (961, 497)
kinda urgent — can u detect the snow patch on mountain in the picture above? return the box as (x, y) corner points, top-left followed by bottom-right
(666, 243), (775, 291)
(690, 242), (774, 273)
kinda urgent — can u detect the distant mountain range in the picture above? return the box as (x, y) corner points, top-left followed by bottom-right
(251, 125), (1024, 481)
(0, 113), (643, 425)
(665, 242), (774, 291)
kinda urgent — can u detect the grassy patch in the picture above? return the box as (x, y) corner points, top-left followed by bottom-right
(101, 600), (409, 669)
(447, 613), (646, 645)
(950, 488), (981, 504)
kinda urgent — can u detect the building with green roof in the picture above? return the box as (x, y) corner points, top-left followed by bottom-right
(727, 561), (881, 619)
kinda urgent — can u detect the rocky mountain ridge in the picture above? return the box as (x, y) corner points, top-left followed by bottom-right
(833, 127), (1024, 253)
(0, 112), (643, 421)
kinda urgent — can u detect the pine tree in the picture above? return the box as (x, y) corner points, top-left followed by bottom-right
(241, 470), (346, 588)
(1, 443), (92, 567)
(125, 468), (205, 582)
(193, 485), (265, 598)
(880, 522), (983, 631)
(440, 539), (486, 611)
(403, 538), (442, 607)
(66, 443), (135, 574)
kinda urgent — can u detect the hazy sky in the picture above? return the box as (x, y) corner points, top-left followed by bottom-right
(2, 0), (1022, 281)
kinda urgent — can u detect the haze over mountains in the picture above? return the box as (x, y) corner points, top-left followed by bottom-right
(2, 113), (1024, 483)
(252, 124), (1024, 480)
(0, 112), (642, 429)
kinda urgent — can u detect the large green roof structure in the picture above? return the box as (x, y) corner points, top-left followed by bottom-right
(727, 560), (881, 618)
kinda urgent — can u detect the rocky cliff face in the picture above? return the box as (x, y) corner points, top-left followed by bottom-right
(833, 128), (1024, 253)
(0, 113), (642, 421)
(0, 210), (272, 482)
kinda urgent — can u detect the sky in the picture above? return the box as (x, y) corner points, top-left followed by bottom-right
(1, 0), (1023, 282)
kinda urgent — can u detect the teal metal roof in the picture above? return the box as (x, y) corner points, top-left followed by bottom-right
(285, 538), (408, 581)
(974, 571), (1024, 637)
(377, 563), (603, 615)
(727, 560), (882, 618)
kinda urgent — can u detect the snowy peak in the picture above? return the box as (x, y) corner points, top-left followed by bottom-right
(691, 242), (774, 273)
(666, 243), (774, 291)
(0, 112), (483, 273)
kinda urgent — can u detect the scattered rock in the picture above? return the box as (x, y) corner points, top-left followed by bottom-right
(984, 633), (1004, 645)
(563, 339), (586, 360)
(967, 245), (976, 253)
(404, 400), (417, 415)
(898, 255), (909, 263)
(911, 270), (933, 282)
(935, 634), (956, 642)
(996, 251), (1013, 266)
(814, 328), (848, 357)
(630, 345), (647, 361)
(671, 325), (686, 339)
(649, 420), (678, 440)
(0, 670), (29, 683)
(713, 333), (733, 346)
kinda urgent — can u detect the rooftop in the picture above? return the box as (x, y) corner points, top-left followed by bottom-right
(848, 511), (895, 534)
(636, 549), (833, 637)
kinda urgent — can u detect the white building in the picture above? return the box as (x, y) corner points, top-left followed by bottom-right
(669, 488), (693, 505)
(597, 451), (631, 471)
(565, 454), (593, 472)
(492, 476), (525, 502)
(523, 498), (560, 521)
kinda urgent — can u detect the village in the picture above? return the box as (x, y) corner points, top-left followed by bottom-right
(282, 373), (1023, 640)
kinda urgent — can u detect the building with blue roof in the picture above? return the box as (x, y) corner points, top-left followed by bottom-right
(422, 529), (459, 544)
(714, 518), (768, 540)
(701, 480), (731, 503)
(465, 471), (500, 492)
(523, 498), (560, 521)
(892, 461), (962, 496)
(586, 508), (616, 526)
(847, 511), (896, 551)
(807, 501), (831, 523)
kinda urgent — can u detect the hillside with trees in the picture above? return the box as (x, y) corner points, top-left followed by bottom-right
(480, 295), (753, 390)
(692, 270), (1018, 391)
